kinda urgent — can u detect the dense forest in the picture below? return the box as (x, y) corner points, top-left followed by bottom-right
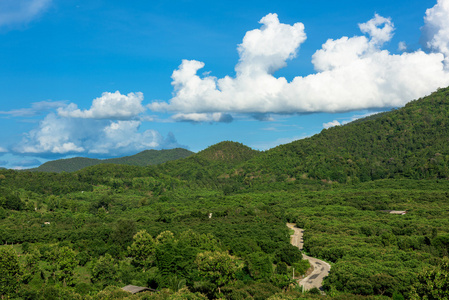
(1, 87), (449, 299)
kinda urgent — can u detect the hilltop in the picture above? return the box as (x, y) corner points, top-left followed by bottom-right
(154, 141), (261, 185)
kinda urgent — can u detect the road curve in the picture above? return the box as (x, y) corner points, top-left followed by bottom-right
(287, 223), (331, 292)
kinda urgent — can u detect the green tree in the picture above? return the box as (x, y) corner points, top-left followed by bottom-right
(410, 257), (449, 300)
(91, 253), (118, 288)
(0, 246), (21, 297)
(247, 251), (273, 280)
(156, 230), (176, 245)
(128, 230), (155, 270)
(195, 251), (240, 293)
(58, 247), (78, 287)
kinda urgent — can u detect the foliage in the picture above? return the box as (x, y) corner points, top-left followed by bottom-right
(410, 256), (449, 300)
(128, 230), (156, 270)
(195, 251), (240, 289)
(0, 246), (21, 297)
(31, 148), (194, 173)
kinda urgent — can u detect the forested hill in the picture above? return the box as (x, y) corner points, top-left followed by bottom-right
(196, 141), (260, 164)
(238, 87), (449, 183)
(31, 148), (194, 173)
(155, 141), (261, 183)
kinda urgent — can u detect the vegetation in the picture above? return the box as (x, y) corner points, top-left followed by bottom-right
(1, 87), (449, 299)
(30, 148), (194, 173)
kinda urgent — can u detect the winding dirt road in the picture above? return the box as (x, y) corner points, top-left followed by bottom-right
(287, 223), (331, 292)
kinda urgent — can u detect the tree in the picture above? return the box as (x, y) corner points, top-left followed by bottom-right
(0, 246), (21, 297)
(156, 230), (176, 245)
(247, 252), (273, 280)
(91, 254), (117, 288)
(128, 230), (155, 270)
(57, 247), (78, 287)
(410, 257), (449, 300)
(195, 251), (240, 293)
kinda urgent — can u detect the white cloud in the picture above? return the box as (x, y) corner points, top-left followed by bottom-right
(15, 113), (85, 154)
(15, 113), (182, 156)
(0, 100), (67, 117)
(323, 112), (380, 129)
(398, 41), (407, 52)
(421, 0), (449, 67)
(149, 10), (449, 119)
(90, 120), (163, 154)
(172, 112), (233, 123)
(323, 120), (341, 129)
(0, 147), (8, 153)
(358, 13), (394, 46)
(149, 13), (307, 114)
(236, 13), (307, 75)
(58, 91), (145, 120)
(0, 0), (52, 27)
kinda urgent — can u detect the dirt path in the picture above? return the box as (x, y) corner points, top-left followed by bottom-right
(287, 223), (331, 292)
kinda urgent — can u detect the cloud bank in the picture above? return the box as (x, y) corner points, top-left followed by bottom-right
(149, 4), (449, 118)
(14, 91), (183, 157)
(0, 0), (52, 27)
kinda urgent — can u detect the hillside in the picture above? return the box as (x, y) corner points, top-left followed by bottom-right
(155, 141), (261, 183)
(195, 141), (260, 164)
(238, 87), (449, 184)
(32, 148), (194, 173)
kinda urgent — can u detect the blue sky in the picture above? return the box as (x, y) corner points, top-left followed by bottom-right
(1, 0), (449, 169)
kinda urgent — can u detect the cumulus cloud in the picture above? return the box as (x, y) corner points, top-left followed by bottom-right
(10, 90), (182, 157)
(149, 8), (449, 119)
(0, 0), (52, 27)
(14, 113), (182, 157)
(58, 91), (145, 120)
(236, 13), (307, 75)
(421, 0), (449, 67)
(15, 113), (85, 154)
(0, 147), (7, 153)
(358, 14), (394, 46)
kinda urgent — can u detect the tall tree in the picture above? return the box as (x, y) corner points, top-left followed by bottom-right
(0, 246), (21, 297)
(128, 230), (155, 271)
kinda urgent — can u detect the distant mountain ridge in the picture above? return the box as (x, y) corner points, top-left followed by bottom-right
(25, 86), (449, 181)
(31, 148), (194, 173)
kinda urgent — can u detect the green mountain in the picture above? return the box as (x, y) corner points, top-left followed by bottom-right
(32, 148), (194, 173)
(195, 141), (260, 164)
(238, 87), (449, 184)
(155, 141), (261, 183)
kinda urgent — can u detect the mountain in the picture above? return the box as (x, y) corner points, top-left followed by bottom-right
(237, 87), (449, 184)
(155, 141), (261, 182)
(32, 148), (194, 173)
(195, 141), (260, 165)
